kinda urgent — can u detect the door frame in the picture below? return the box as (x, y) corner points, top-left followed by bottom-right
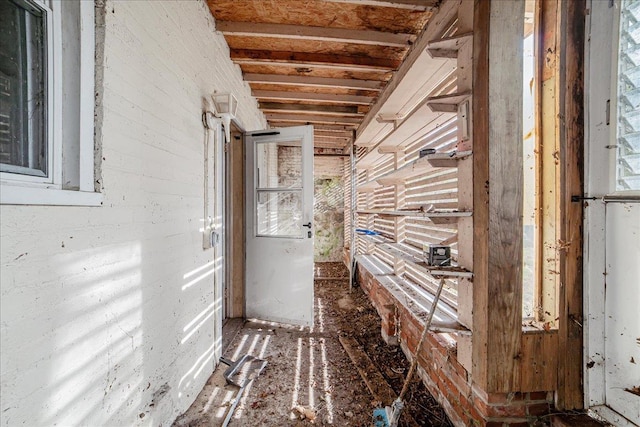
(224, 119), (246, 320)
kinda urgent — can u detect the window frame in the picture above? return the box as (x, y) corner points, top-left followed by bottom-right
(0, 0), (102, 206)
(0, 0), (52, 181)
(609, 0), (640, 196)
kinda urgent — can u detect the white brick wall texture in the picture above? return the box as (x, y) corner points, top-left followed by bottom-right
(0, 1), (265, 426)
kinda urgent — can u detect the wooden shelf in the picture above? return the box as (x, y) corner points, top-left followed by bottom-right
(356, 254), (471, 335)
(426, 92), (471, 113)
(427, 32), (473, 58)
(356, 100), (457, 169)
(374, 150), (472, 185)
(357, 180), (382, 193)
(375, 242), (473, 279)
(357, 209), (472, 224)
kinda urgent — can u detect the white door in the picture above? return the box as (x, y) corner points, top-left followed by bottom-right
(585, 1), (640, 424)
(604, 201), (640, 425)
(245, 125), (314, 327)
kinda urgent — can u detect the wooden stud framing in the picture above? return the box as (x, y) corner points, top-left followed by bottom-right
(356, 0), (461, 139)
(537, 0), (561, 326)
(556, 0), (585, 410)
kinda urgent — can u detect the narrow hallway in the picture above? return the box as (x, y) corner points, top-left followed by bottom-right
(174, 263), (451, 426)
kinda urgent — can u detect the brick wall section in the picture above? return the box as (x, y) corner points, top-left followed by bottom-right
(357, 263), (555, 427)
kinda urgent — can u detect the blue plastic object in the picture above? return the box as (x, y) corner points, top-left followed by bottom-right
(373, 408), (390, 427)
(355, 228), (380, 235)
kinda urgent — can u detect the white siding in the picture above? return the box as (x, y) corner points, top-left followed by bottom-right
(0, 1), (265, 426)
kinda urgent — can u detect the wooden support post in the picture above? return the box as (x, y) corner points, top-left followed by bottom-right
(455, 0), (474, 372)
(472, 0), (525, 393)
(556, 0), (585, 410)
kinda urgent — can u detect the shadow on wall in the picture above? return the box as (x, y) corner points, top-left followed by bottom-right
(314, 177), (344, 262)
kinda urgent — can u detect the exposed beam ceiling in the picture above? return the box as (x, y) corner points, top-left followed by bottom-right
(207, 0), (434, 148)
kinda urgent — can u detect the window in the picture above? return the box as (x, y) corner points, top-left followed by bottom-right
(614, 0), (640, 191)
(0, 0), (101, 206)
(0, 0), (48, 178)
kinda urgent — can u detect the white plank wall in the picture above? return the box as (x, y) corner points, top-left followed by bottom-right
(0, 1), (265, 426)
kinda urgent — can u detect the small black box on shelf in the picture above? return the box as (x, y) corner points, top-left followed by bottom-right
(423, 245), (451, 266)
(419, 148), (436, 158)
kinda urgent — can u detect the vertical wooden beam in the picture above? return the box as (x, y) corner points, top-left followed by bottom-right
(230, 130), (245, 317)
(455, 0), (474, 373)
(556, 0), (585, 410)
(472, 0), (491, 390)
(472, 0), (525, 392)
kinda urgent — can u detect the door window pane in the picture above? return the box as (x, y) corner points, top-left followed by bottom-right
(255, 140), (302, 189)
(616, 0), (640, 190)
(256, 191), (302, 237)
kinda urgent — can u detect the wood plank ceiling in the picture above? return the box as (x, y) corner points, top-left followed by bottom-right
(207, 0), (437, 153)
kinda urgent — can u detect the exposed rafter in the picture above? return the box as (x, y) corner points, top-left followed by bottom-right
(217, 21), (415, 47)
(259, 102), (365, 116)
(265, 113), (362, 125)
(253, 90), (373, 105)
(230, 50), (399, 72)
(244, 74), (385, 91)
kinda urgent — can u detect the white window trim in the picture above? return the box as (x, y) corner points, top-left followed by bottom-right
(0, 0), (102, 206)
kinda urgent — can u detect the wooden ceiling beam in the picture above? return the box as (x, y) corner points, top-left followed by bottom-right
(260, 102), (364, 116)
(231, 49), (399, 72)
(244, 73), (384, 90)
(314, 129), (354, 137)
(315, 136), (352, 143)
(266, 113), (362, 125)
(253, 90), (373, 105)
(318, 0), (438, 11)
(268, 122), (358, 131)
(217, 21), (415, 48)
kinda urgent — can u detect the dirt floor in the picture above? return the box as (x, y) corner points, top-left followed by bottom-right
(174, 263), (452, 427)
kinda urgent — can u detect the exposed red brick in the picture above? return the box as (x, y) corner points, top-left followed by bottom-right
(526, 402), (551, 416)
(528, 391), (549, 401)
(355, 263), (559, 427)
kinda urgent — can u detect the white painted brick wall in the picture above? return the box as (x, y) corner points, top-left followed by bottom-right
(0, 1), (265, 426)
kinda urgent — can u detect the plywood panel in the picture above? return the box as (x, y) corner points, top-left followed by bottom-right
(208, 0), (431, 33)
(519, 331), (558, 392)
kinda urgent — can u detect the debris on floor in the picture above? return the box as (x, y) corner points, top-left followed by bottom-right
(173, 263), (452, 427)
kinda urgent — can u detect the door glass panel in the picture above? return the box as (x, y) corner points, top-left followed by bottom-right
(256, 190), (302, 237)
(616, 0), (640, 190)
(255, 140), (302, 189)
